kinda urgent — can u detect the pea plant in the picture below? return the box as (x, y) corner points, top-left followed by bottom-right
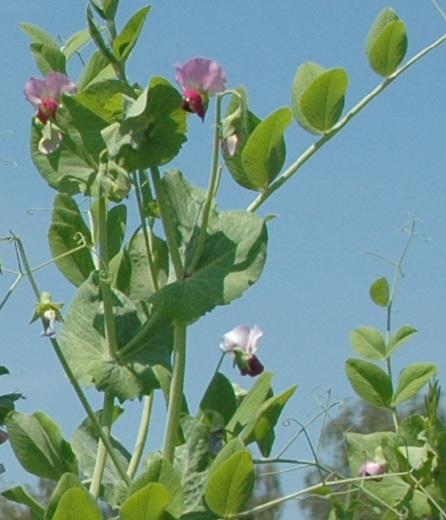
(0, 1), (445, 518)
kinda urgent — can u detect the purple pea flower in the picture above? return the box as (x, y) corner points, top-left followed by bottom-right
(220, 325), (264, 377)
(359, 461), (386, 481)
(175, 57), (226, 120)
(24, 72), (76, 124)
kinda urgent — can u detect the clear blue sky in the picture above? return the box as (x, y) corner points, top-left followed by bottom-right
(1, 1), (446, 518)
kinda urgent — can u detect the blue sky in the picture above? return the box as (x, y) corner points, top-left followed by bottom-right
(1, 1), (446, 518)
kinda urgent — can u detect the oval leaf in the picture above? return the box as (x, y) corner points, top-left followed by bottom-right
(345, 359), (392, 408)
(205, 451), (254, 517)
(392, 363), (437, 406)
(350, 326), (386, 361)
(291, 62), (325, 133)
(300, 68), (348, 133)
(112, 6), (150, 62)
(365, 8), (407, 77)
(52, 488), (103, 520)
(387, 325), (417, 357)
(240, 107), (292, 191)
(120, 482), (171, 520)
(369, 276), (390, 307)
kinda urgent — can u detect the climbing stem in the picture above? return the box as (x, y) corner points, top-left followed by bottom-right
(127, 392), (155, 479)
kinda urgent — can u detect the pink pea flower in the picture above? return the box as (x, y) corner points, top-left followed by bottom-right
(175, 57), (226, 120)
(24, 72), (76, 124)
(359, 461), (386, 481)
(220, 325), (264, 377)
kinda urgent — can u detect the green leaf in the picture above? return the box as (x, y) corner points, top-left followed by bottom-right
(87, 5), (117, 65)
(227, 372), (273, 435)
(19, 22), (59, 48)
(107, 204), (127, 260)
(113, 6), (150, 62)
(205, 451), (254, 517)
(242, 385), (297, 456)
(59, 273), (172, 400)
(52, 488), (103, 520)
(392, 363), (437, 406)
(240, 107), (292, 191)
(350, 326), (386, 361)
(365, 8), (408, 77)
(208, 438), (245, 478)
(77, 51), (115, 90)
(127, 453), (182, 518)
(30, 43), (66, 75)
(45, 473), (83, 520)
(5, 411), (78, 480)
(120, 482), (170, 520)
(387, 325), (417, 356)
(369, 276), (390, 307)
(2, 486), (45, 518)
(299, 67), (348, 133)
(292, 62), (347, 134)
(200, 372), (237, 425)
(48, 194), (94, 286)
(345, 358), (393, 408)
(71, 410), (129, 497)
(102, 77), (187, 170)
(148, 171), (268, 323)
(221, 87), (263, 191)
(62, 28), (92, 59)
(103, 0), (119, 20)
(31, 121), (96, 195)
(114, 229), (168, 303)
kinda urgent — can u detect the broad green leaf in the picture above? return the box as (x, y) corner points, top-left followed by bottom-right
(48, 193), (95, 286)
(299, 68), (348, 133)
(365, 8), (407, 77)
(60, 273), (172, 400)
(71, 410), (129, 498)
(62, 28), (92, 59)
(392, 363), (437, 406)
(52, 488), (103, 520)
(2, 486), (45, 518)
(5, 411), (77, 480)
(369, 276), (390, 307)
(113, 6), (150, 62)
(208, 438), (245, 479)
(77, 51), (115, 90)
(148, 171), (268, 323)
(242, 385), (297, 456)
(200, 372), (237, 425)
(205, 451), (254, 517)
(221, 87), (263, 190)
(345, 358), (392, 408)
(19, 22), (59, 48)
(31, 121), (96, 195)
(30, 43), (66, 75)
(107, 204), (127, 260)
(127, 453), (182, 518)
(45, 473), (83, 520)
(120, 482), (170, 520)
(174, 417), (211, 513)
(102, 77), (187, 170)
(387, 325), (417, 356)
(114, 229), (168, 302)
(291, 62), (325, 133)
(350, 326), (386, 361)
(103, 0), (119, 20)
(240, 107), (292, 191)
(227, 372), (273, 435)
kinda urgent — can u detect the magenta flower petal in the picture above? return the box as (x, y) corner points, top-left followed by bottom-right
(24, 77), (46, 108)
(175, 57), (226, 96)
(44, 71), (76, 99)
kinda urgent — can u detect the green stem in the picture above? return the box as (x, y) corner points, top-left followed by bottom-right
(97, 193), (119, 360)
(187, 94), (223, 274)
(133, 171), (159, 291)
(226, 472), (409, 518)
(10, 234), (130, 485)
(90, 393), (115, 497)
(150, 166), (184, 280)
(127, 392), (154, 479)
(246, 31), (446, 213)
(0, 273), (23, 313)
(162, 320), (187, 462)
